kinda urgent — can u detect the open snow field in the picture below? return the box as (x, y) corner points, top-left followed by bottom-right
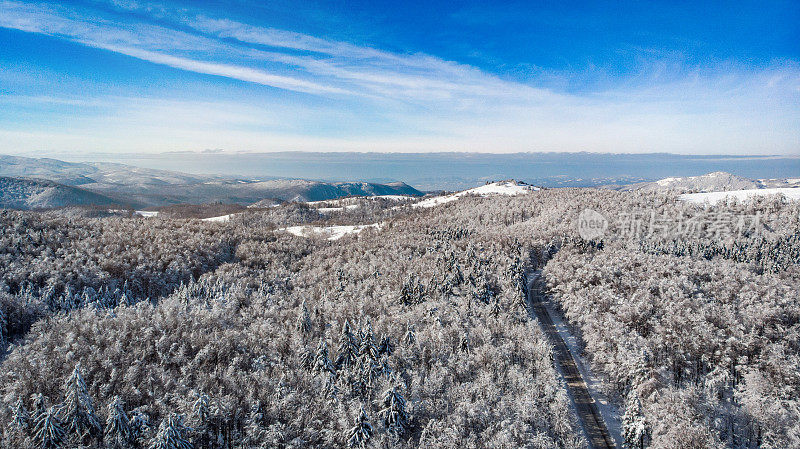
(679, 187), (800, 205)
(280, 223), (384, 240)
(413, 181), (539, 208)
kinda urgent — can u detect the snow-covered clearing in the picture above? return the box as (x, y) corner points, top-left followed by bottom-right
(280, 223), (383, 240)
(135, 210), (159, 218)
(201, 214), (237, 222)
(413, 181), (539, 208)
(679, 187), (800, 205)
(317, 204), (359, 214)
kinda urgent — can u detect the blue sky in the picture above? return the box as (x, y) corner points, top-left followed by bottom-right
(0, 0), (798, 154)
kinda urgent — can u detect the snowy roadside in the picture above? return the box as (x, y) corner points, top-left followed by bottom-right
(541, 296), (623, 447)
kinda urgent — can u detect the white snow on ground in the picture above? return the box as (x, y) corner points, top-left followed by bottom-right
(413, 181), (539, 208)
(280, 223), (383, 240)
(135, 211), (159, 218)
(201, 214), (238, 222)
(656, 177), (678, 186)
(679, 187), (800, 205)
(541, 296), (623, 447)
(368, 194), (415, 201)
(317, 204), (360, 214)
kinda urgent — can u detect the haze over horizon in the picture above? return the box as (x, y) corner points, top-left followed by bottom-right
(1, 0), (798, 156)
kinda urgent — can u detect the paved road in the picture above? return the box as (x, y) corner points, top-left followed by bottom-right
(526, 271), (616, 449)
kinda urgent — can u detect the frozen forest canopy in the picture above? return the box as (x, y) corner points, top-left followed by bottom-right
(0, 185), (798, 449)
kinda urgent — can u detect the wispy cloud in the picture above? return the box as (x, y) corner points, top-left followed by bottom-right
(0, 0), (798, 154)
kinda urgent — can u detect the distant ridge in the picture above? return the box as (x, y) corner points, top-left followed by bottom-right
(619, 171), (800, 193)
(0, 177), (125, 210)
(240, 179), (423, 203)
(0, 155), (422, 207)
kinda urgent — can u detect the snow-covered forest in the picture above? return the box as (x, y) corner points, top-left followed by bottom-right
(0, 188), (798, 448)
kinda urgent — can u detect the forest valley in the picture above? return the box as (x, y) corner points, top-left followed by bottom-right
(0, 189), (798, 449)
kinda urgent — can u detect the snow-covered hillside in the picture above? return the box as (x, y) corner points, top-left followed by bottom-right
(679, 188), (800, 205)
(413, 180), (539, 208)
(625, 172), (800, 193)
(280, 223), (383, 240)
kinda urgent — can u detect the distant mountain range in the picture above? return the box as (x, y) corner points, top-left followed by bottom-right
(36, 151), (800, 191)
(0, 155), (423, 209)
(0, 177), (123, 209)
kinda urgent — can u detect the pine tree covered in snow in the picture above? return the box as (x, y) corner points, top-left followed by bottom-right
(104, 396), (132, 449)
(347, 406), (373, 448)
(150, 413), (192, 449)
(0, 307), (6, 348)
(359, 322), (378, 361)
(336, 320), (359, 369)
(296, 301), (313, 334)
(11, 398), (30, 432)
(377, 335), (394, 357)
(32, 406), (66, 449)
(622, 392), (648, 449)
(379, 385), (409, 438)
(313, 339), (335, 374)
(62, 364), (101, 442)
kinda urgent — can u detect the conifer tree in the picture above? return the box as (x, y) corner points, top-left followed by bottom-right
(402, 324), (416, 347)
(31, 393), (46, 417)
(336, 320), (359, 369)
(150, 413), (193, 449)
(347, 406), (373, 448)
(104, 396), (132, 449)
(622, 393), (648, 449)
(296, 301), (312, 334)
(191, 392), (210, 426)
(0, 307), (7, 347)
(359, 322), (378, 361)
(11, 398), (30, 432)
(377, 335), (394, 357)
(33, 406), (66, 449)
(379, 385), (409, 439)
(62, 364), (101, 442)
(313, 339), (335, 374)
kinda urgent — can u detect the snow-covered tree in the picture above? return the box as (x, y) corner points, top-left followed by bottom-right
(150, 413), (193, 449)
(622, 392), (648, 449)
(296, 301), (312, 334)
(61, 363), (101, 442)
(104, 396), (132, 449)
(0, 307), (7, 347)
(11, 398), (30, 432)
(191, 391), (210, 426)
(346, 406), (373, 448)
(336, 320), (359, 369)
(359, 322), (378, 361)
(313, 339), (335, 374)
(377, 335), (394, 357)
(379, 386), (409, 438)
(402, 324), (416, 347)
(129, 409), (151, 446)
(32, 406), (66, 449)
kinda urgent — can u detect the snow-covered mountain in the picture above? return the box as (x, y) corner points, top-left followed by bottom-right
(235, 180), (422, 203)
(414, 180), (539, 208)
(679, 188), (800, 205)
(623, 171), (800, 193)
(0, 177), (124, 209)
(0, 155), (422, 207)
